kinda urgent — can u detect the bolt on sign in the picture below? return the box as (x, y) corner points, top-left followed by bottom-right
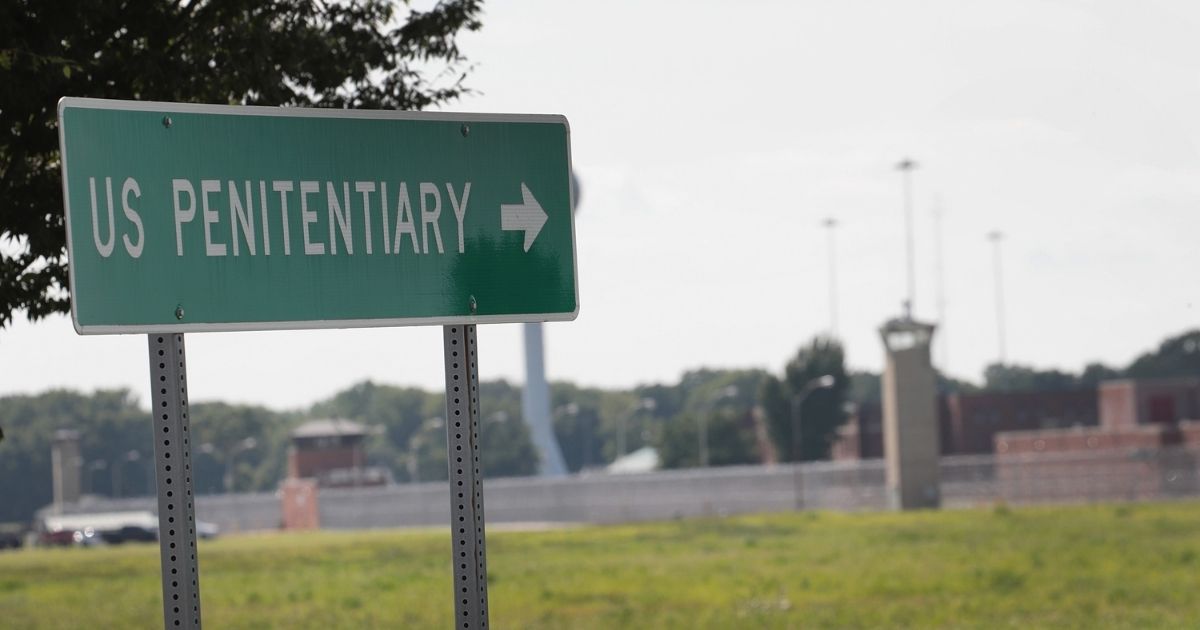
(58, 98), (578, 333)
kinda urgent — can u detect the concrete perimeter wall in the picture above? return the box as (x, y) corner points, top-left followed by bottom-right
(54, 492), (280, 533)
(319, 461), (889, 529)
(57, 445), (1200, 533)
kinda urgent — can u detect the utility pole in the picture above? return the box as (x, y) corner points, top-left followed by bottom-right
(987, 230), (1007, 364)
(822, 217), (839, 338)
(895, 158), (919, 318)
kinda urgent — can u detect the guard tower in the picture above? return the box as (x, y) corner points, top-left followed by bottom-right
(879, 316), (941, 509)
(288, 419), (387, 487)
(50, 429), (82, 512)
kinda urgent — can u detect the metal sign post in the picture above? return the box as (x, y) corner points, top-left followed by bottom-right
(147, 333), (202, 629)
(443, 324), (489, 628)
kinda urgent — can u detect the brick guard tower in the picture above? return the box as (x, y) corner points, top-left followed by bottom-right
(281, 418), (390, 530)
(287, 418), (388, 488)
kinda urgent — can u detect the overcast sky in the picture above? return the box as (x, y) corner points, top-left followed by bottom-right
(3, 0), (1199, 410)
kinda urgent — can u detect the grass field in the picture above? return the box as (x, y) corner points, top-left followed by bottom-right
(2, 502), (1200, 628)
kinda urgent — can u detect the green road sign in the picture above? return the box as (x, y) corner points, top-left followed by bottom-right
(57, 98), (578, 334)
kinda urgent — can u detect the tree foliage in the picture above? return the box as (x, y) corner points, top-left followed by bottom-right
(0, 378), (537, 525)
(187, 401), (296, 494)
(549, 369), (769, 472)
(658, 409), (760, 469)
(0, 389), (148, 523)
(0, 0), (483, 327)
(0, 390), (300, 522)
(550, 382), (613, 473)
(982, 363), (1084, 392)
(978, 330), (1199, 391)
(847, 370), (882, 405)
(313, 379), (538, 481)
(761, 336), (849, 462)
(5, 329), (1200, 526)
(1126, 329), (1200, 379)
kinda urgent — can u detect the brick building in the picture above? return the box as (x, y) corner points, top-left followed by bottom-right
(833, 388), (1098, 460)
(989, 379), (1200, 503)
(945, 389), (1097, 454)
(995, 377), (1200, 456)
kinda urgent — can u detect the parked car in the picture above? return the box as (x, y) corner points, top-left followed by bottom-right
(38, 529), (76, 547)
(100, 525), (157, 545)
(196, 521), (220, 539)
(72, 527), (102, 546)
(0, 524), (23, 550)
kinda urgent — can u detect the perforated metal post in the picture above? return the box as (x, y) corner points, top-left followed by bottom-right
(443, 324), (489, 629)
(148, 334), (202, 629)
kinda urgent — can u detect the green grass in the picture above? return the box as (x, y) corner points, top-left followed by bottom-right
(3, 502), (1200, 628)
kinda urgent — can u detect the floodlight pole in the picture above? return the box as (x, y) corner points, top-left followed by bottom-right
(987, 231), (1007, 363)
(147, 333), (203, 629)
(442, 324), (490, 628)
(896, 158), (919, 317)
(790, 375), (836, 509)
(933, 198), (947, 369)
(822, 217), (839, 337)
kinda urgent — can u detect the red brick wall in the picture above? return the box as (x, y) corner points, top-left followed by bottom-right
(280, 478), (319, 530)
(1099, 381), (1138, 430)
(1177, 420), (1200, 449)
(996, 425), (1174, 455)
(992, 423), (1200, 504)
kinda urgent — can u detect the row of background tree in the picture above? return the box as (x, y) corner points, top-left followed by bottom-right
(2, 329), (1198, 524)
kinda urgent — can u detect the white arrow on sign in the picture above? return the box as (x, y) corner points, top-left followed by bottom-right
(500, 183), (548, 252)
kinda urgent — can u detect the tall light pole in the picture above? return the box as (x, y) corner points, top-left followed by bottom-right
(791, 374), (836, 510)
(112, 449), (141, 498)
(86, 459), (108, 496)
(224, 437), (258, 493)
(987, 230), (1007, 364)
(698, 385), (739, 468)
(618, 398), (656, 460)
(932, 198), (947, 370)
(822, 217), (839, 337)
(895, 158), (919, 318)
(790, 375), (836, 463)
(406, 417), (444, 483)
(554, 403), (585, 471)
